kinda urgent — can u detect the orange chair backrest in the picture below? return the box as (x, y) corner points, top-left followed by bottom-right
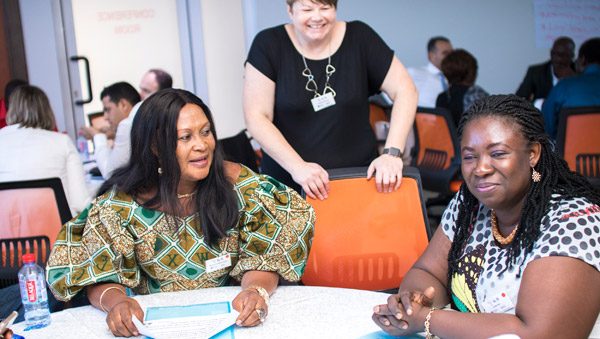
(0, 187), (62, 243)
(561, 112), (600, 173)
(414, 112), (455, 170)
(369, 103), (389, 131)
(302, 171), (430, 291)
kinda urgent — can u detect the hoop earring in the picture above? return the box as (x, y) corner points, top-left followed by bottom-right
(531, 167), (541, 183)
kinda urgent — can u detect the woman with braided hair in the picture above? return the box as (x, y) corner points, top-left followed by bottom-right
(372, 94), (600, 338)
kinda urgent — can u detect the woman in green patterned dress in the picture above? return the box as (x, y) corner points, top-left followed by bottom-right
(46, 89), (315, 337)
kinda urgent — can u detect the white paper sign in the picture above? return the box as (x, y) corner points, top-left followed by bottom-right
(311, 92), (336, 112)
(205, 253), (232, 273)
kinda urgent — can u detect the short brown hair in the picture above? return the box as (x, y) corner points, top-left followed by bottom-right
(286, 0), (337, 8)
(441, 49), (478, 86)
(6, 85), (56, 130)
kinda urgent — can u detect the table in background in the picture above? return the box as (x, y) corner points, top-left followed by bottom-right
(12, 286), (398, 339)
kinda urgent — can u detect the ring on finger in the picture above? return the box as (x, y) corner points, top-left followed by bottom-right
(255, 308), (266, 322)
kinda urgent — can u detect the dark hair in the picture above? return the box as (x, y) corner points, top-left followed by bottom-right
(286, 0), (337, 8)
(4, 79), (28, 109)
(552, 36), (575, 52)
(441, 49), (478, 86)
(100, 82), (141, 106)
(448, 95), (600, 287)
(579, 37), (600, 65)
(427, 36), (450, 53)
(148, 69), (173, 90)
(99, 89), (239, 245)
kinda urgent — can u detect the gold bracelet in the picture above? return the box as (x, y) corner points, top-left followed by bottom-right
(245, 285), (270, 307)
(424, 306), (438, 339)
(99, 286), (126, 312)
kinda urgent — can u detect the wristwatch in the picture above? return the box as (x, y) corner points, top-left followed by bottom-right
(382, 147), (403, 158)
(246, 285), (270, 307)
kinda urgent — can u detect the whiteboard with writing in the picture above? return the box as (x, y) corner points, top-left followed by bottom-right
(534, 0), (600, 48)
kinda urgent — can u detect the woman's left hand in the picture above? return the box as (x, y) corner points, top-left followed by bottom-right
(367, 154), (404, 193)
(372, 287), (435, 336)
(232, 288), (269, 327)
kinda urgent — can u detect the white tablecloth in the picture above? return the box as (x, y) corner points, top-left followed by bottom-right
(11, 285), (600, 339)
(11, 286), (396, 339)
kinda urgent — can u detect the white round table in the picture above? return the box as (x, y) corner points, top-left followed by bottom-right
(11, 286), (402, 339)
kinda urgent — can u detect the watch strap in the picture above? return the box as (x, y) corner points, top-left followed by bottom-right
(382, 147), (403, 158)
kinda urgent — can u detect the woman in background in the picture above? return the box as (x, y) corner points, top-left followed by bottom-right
(0, 85), (89, 214)
(436, 49), (488, 126)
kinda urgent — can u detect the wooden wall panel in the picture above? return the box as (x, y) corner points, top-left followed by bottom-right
(0, 0), (28, 94)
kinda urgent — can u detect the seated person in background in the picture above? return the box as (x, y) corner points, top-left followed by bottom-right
(436, 49), (488, 126)
(408, 36), (453, 108)
(79, 82), (140, 178)
(0, 85), (89, 214)
(0, 79), (27, 129)
(46, 89), (315, 337)
(372, 94), (600, 338)
(516, 36), (575, 104)
(138, 68), (173, 101)
(542, 37), (600, 140)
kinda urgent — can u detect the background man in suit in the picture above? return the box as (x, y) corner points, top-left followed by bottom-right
(542, 37), (600, 140)
(516, 36), (575, 104)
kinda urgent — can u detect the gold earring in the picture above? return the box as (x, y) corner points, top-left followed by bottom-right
(531, 167), (541, 183)
(158, 167), (163, 175)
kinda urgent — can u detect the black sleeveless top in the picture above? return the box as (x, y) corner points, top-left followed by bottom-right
(246, 21), (394, 191)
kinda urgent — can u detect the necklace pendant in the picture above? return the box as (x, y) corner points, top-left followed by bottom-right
(325, 64), (336, 76)
(301, 67), (312, 78)
(323, 85), (336, 97)
(305, 79), (318, 92)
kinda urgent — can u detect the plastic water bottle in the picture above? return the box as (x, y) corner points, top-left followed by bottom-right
(77, 134), (89, 161)
(18, 253), (51, 329)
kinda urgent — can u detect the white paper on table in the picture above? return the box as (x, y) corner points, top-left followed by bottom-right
(132, 310), (239, 339)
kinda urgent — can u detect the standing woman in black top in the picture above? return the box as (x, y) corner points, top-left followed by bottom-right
(243, 0), (417, 199)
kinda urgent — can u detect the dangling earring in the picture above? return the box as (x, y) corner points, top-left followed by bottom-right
(531, 166), (541, 183)
(158, 167), (163, 175)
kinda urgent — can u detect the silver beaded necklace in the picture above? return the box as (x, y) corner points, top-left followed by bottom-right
(300, 45), (336, 98)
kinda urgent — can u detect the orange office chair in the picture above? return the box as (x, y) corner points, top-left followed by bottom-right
(369, 103), (389, 132)
(0, 235), (51, 288)
(0, 178), (72, 242)
(301, 167), (431, 291)
(556, 106), (600, 190)
(412, 107), (463, 217)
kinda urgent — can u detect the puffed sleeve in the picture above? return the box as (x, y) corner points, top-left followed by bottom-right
(229, 171), (315, 282)
(46, 190), (141, 301)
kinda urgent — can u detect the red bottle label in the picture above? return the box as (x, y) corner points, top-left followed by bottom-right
(26, 280), (37, 302)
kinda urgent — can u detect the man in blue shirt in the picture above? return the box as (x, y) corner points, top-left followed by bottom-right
(542, 38), (600, 140)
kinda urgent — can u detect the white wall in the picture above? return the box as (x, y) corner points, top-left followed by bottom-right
(199, 0), (246, 138)
(245, 0), (571, 95)
(19, 0), (72, 133)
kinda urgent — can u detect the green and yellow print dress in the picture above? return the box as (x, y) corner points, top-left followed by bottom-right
(46, 165), (315, 301)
